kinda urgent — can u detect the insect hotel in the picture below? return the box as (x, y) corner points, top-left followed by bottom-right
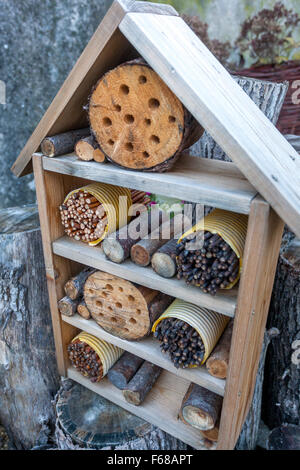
(11, 0), (300, 451)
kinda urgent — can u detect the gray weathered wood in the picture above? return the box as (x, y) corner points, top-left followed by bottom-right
(191, 77), (288, 162)
(119, 13), (300, 238)
(0, 205), (59, 449)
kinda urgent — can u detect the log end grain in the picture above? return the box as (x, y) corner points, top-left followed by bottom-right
(102, 238), (126, 264)
(131, 243), (151, 267)
(151, 252), (177, 278)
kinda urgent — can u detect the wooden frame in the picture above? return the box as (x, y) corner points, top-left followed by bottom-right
(33, 153), (283, 449)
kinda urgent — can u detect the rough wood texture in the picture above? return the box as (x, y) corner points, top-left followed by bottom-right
(58, 296), (79, 317)
(206, 320), (233, 379)
(77, 299), (91, 320)
(0, 205), (59, 449)
(122, 361), (162, 405)
(263, 236), (300, 429)
(181, 384), (223, 431)
(41, 128), (90, 157)
(191, 76), (288, 162)
(75, 136), (101, 162)
(151, 238), (178, 278)
(108, 352), (144, 390)
(64, 268), (95, 300)
(268, 424), (300, 450)
(120, 14), (300, 238)
(131, 214), (185, 267)
(89, 59), (203, 172)
(84, 271), (173, 340)
(55, 379), (186, 450)
(102, 206), (169, 264)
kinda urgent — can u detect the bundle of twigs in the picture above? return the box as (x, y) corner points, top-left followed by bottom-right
(153, 318), (205, 369)
(67, 339), (103, 383)
(176, 231), (239, 295)
(59, 189), (149, 243)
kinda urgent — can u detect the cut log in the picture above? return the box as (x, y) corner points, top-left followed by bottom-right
(64, 268), (96, 300)
(89, 59), (203, 172)
(151, 238), (178, 278)
(102, 206), (169, 264)
(77, 299), (91, 320)
(93, 148), (106, 163)
(107, 352), (144, 390)
(122, 362), (162, 406)
(41, 128), (90, 157)
(131, 213), (185, 267)
(75, 136), (100, 161)
(55, 380), (187, 450)
(84, 271), (174, 340)
(58, 296), (79, 317)
(0, 205), (59, 449)
(200, 420), (220, 442)
(180, 383), (223, 431)
(206, 319), (234, 379)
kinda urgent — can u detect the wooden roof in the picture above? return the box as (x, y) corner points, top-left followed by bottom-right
(12, 0), (300, 237)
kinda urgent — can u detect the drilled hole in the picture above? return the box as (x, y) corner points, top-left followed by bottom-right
(96, 300), (102, 307)
(106, 284), (113, 291)
(143, 151), (150, 159)
(103, 117), (112, 127)
(137, 309), (141, 315)
(144, 118), (151, 126)
(124, 328), (129, 332)
(120, 84), (129, 95)
(169, 115), (176, 123)
(125, 142), (134, 152)
(116, 302), (122, 309)
(114, 104), (121, 112)
(108, 139), (115, 146)
(101, 292), (108, 298)
(139, 75), (147, 84)
(124, 114), (135, 124)
(130, 318), (137, 324)
(150, 135), (160, 145)
(111, 317), (118, 323)
(128, 295), (135, 302)
(108, 306), (113, 312)
(119, 287), (124, 292)
(88, 289), (95, 294)
(149, 98), (160, 109)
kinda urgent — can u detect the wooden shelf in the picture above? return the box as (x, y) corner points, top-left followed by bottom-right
(63, 314), (225, 396)
(40, 153), (257, 214)
(53, 236), (237, 317)
(67, 367), (215, 450)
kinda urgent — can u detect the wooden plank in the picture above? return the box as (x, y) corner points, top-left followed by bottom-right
(68, 367), (213, 450)
(41, 153), (257, 214)
(217, 197), (284, 450)
(119, 13), (300, 238)
(62, 314), (225, 396)
(53, 236), (237, 317)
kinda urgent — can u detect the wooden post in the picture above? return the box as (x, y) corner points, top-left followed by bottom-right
(217, 197), (284, 450)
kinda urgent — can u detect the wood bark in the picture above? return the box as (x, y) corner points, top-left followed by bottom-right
(131, 214), (185, 267)
(268, 424), (300, 450)
(107, 352), (144, 390)
(151, 238), (178, 278)
(180, 383), (223, 431)
(75, 136), (100, 161)
(122, 362), (162, 406)
(0, 205), (59, 449)
(58, 296), (79, 317)
(89, 58), (203, 172)
(55, 379), (187, 450)
(102, 206), (169, 264)
(77, 299), (91, 320)
(206, 319), (234, 379)
(64, 267), (95, 300)
(262, 235), (300, 429)
(200, 420), (220, 442)
(84, 271), (173, 340)
(41, 128), (90, 157)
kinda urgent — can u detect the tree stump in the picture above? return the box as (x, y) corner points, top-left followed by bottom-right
(55, 380), (187, 450)
(89, 59), (203, 172)
(0, 205), (60, 449)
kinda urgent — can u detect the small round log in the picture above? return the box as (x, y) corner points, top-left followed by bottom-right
(108, 352), (144, 390)
(41, 128), (90, 157)
(89, 59), (203, 172)
(151, 238), (178, 278)
(122, 362), (162, 406)
(75, 136), (99, 161)
(206, 319), (234, 379)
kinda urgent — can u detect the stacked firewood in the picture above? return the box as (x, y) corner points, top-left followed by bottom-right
(176, 232), (239, 295)
(153, 318), (205, 369)
(58, 268), (94, 319)
(59, 189), (148, 243)
(108, 352), (162, 406)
